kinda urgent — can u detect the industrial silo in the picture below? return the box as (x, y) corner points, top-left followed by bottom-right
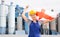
(42, 22), (49, 35)
(15, 5), (25, 34)
(49, 19), (57, 35)
(57, 13), (60, 32)
(8, 2), (15, 34)
(0, 0), (8, 34)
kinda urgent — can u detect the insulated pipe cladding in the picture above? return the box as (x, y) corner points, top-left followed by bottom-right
(42, 22), (49, 35)
(0, 0), (8, 34)
(50, 19), (57, 32)
(57, 13), (60, 32)
(17, 15), (23, 31)
(8, 2), (15, 34)
(17, 7), (24, 31)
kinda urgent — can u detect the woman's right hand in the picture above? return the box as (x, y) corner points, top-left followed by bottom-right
(24, 5), (29, 12)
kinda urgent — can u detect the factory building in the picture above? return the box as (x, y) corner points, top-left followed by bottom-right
(0, 0), (60, 35)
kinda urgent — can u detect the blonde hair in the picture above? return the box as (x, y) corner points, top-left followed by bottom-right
(29, 10), (36, 15)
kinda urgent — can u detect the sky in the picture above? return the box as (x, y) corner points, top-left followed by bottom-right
(0, 0), (60, 18)
(0, 0), (60, 10)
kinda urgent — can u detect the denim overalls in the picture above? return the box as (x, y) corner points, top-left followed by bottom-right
(28, 21), (40, 37)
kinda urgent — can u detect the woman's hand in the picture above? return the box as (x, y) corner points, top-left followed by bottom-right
(43, 19), (50, 24)
(24, 5), (29, 12)
(43, 18), (55, 24)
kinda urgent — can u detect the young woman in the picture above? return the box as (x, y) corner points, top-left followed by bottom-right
(22, 6), (53, 37)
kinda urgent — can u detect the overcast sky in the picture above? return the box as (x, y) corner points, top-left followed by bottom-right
(0, 0), (60, 17)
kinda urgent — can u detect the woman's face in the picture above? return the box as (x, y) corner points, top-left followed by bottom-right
(30, 14), (36, 20)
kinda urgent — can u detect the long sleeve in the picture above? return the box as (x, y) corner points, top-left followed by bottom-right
(43, 14), (54, 20)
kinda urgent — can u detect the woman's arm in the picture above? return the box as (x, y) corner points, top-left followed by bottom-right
(22, 6), (29, 22)
(43, 18), (55, 24)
